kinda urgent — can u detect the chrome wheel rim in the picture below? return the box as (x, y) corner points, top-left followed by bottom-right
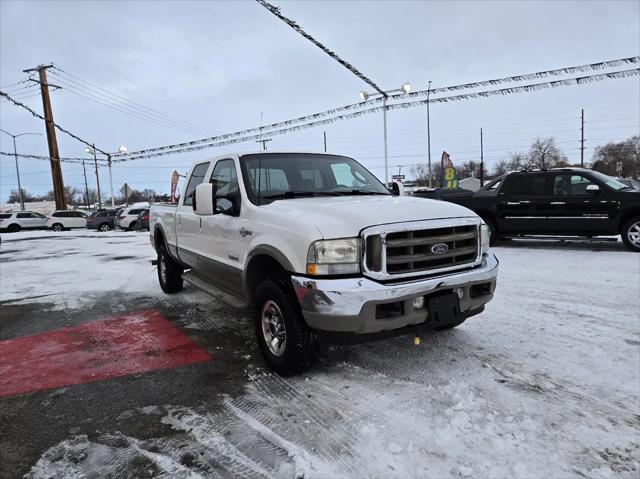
(53, 225), (62, 231)
(99, 224), (109, 232)
(159, 253), (167, 284)
(261, 300), (287, 357)
(628, 221), (640, 248)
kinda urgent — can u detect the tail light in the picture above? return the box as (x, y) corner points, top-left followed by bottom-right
(143, 214), (149, 221)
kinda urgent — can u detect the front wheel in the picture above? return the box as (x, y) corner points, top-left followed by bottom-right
(51, 223), (64, 232)
(621, 217), (640, 252)
(98, 223), (112, 232)
(157, 243), (183, 293)
(254, 279), (319, 375)
(128, 222), (137, 231)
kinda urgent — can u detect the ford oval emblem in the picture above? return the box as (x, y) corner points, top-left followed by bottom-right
(430, 243), (449, 254)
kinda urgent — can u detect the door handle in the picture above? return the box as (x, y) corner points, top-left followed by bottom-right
(239, 227), (252, 237)
(506, 202), (521, 205)
(550, 201), (566, 205)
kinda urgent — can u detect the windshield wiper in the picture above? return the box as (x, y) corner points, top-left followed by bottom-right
(261, 191), (346, 200)
(331, 189), (389, 196)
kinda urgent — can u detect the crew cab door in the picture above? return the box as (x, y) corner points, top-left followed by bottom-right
(498, 173), (551, 233)
(199, 158), (247, 292)
(176, 161), (211, 268)
(546, 172), (616, 234)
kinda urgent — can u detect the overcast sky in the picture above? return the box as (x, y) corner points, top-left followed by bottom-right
(1, 0), (639, 200)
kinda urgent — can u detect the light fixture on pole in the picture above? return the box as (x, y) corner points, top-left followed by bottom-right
(358, 82), (411, 186)
(0, 129), (43, 211)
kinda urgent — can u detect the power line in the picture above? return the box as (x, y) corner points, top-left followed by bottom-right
(50, 65), (221, 134)
(0, 151), (106, 163)
(0, 91), (109, 156)
(256, 0), (386, 96)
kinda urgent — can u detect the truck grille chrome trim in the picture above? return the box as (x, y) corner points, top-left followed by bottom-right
(361, 218), (482, 281)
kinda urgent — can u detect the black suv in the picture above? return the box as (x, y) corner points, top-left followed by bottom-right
(439, 168), (640, 251)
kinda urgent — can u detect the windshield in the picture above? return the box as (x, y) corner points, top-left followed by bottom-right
(589, 171), (629, 190)
(239, 153), (390, 204)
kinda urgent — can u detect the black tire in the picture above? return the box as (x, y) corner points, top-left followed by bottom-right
(481, 217), (498, 246)
(7, 224), (20, 233)
(621, 217), (640, 252)
(157, 243), (183, 293)
(98, 223), (112, 232)
(128, 222), (137, 231)
(254, 279), (319, 375)
(51, 223), (64, 232)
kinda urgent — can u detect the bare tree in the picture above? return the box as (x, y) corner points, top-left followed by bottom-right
(592, 135), (640, 178)
(492, 159), (511, 176)
(411, 163), (442, 187)
(528, 137), (567, 169)
(459, 160), (481, 179)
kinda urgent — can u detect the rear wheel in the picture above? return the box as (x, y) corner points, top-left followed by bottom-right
(7, 224), (20, 233)
(157, 243), (183, 293)
(128, 221), (137, 231)
(98, 223), (112, 232)
(51, 223), (64, 232)
(254, 279), (319, 375)
(621, 217), (640, 252)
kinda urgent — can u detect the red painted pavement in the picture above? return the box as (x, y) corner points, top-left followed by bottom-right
(0, 309), (212, 398)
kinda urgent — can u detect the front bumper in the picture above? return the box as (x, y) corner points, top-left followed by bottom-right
(292, 252), (499, 334)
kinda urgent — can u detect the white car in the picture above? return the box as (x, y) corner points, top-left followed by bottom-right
(115, 205), (148, 230)
(0, 211), (48, 232)
(47, 210), (88, 231)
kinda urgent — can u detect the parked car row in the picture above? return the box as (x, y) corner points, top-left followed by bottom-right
(0, 207), (150, 233)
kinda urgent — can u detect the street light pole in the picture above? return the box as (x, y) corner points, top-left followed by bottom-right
(382, 95), (389, 186)
(426, 81), (432, 188)
(11, 136), (24, 211)
(359, 82), (411, 187)
(0, 129), (42, 211)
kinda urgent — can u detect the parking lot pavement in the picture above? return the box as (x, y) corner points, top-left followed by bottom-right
(1, 230), (639, 478)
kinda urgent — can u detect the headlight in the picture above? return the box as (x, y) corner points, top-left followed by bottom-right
(306, 238), (361, 275)
(480, 223), (491, 255)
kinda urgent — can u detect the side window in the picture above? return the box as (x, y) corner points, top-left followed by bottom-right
(33, 213), (46, 218)
(553, 174), (595, 196)
(509, 175), (548, 196)
(129, 209), (142, 215)
(52, 212), (62, 217)
(183, 162), (210, 206)
(210, 159), (239, 214)
(17, 213), (30, 218)
(489, 180), (502, 191)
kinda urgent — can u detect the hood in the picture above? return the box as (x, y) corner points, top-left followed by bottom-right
(262, 195), (478, 238)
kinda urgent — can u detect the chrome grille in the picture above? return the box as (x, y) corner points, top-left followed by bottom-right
(363, 220), (481, 280)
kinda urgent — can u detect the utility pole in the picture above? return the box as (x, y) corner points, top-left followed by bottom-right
(107, 154), (115, 208)
(480, 128), (484, 187)
(91, 144), (102, 209)
(23, 63), (66, 210)
(323, 131), (327, 152)
(580, 108), (585, 168)
(81, 160), (90, 210)
(426, 81), (432, 188)
(255, 138), (272, 151)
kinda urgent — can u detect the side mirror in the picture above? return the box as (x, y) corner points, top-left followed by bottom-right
(193, 183), (215, 215)
(215, 191), (241, 216)
(586, 184), (600, 194)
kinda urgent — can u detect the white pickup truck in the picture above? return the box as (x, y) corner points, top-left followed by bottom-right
(150, 152), (498, 374)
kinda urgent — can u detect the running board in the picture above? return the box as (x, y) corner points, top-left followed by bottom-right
(182, 271), (249, 310)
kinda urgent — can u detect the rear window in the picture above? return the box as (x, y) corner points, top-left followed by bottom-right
(0, 213), (12, 219)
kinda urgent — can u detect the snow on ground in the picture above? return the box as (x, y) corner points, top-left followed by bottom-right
(2, 230), (639, 478)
